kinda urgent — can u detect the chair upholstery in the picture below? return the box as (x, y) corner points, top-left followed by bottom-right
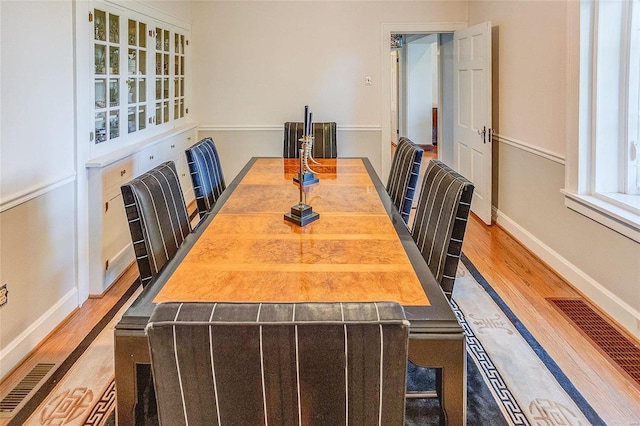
(146, 301), (409, 426)
(386, 137), (424, 224)
(185, 137), (226, 218)
(411, 160), (474, 299)
(283, 121), (337, 158)
(121, 161), (191, 288)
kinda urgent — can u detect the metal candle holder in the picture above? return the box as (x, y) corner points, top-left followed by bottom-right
(284, 148), (320, 226)
(293, 135), (319, 185)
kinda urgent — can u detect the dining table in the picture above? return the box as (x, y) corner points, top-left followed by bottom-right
(114, 157), (466, 425)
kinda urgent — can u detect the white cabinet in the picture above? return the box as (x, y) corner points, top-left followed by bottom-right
(90, 4), (190, 160)
(86, 124), (196, 295)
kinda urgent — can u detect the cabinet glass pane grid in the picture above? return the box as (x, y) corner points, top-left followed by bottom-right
(127, 19), (148, 134)
(94, 9), (121, 144)
(93, 12), (188, 146)
(175, 34), (185, 119)
(155, 27), (185, 125)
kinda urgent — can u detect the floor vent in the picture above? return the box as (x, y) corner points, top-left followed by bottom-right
(0, 362), (57, 417)
(549, 297), (640, 388)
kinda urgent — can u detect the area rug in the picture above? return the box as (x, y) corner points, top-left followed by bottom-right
(9, 255), (604, 425)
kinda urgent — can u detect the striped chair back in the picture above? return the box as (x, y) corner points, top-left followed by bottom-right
(185, 137), (226, 218)
(386, 137), (423, 224)
(146, 301), (409, 426)
(283, 121), (337, 158)
(411, 160), (474, 299)
(121, 161), (191, 288)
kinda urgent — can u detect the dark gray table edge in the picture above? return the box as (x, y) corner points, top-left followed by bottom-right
(115, 157), (462, 337)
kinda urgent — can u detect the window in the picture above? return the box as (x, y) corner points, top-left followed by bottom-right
(91, 4), (188, 157)
(564, 0), (640, 243)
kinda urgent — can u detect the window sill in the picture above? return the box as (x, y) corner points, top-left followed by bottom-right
(561, 190), (640, 244)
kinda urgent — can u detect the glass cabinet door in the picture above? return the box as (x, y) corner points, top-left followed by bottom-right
(174, 34), (186, 120)
(127, 18), (148, 134)
(94, 9), (120, 143)
(155, 27), (170, 125)
(91, 5), (188, 152)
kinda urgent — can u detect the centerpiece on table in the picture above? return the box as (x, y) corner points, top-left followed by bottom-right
(293, 105), (319, 186)
(285, 105), (321, 226)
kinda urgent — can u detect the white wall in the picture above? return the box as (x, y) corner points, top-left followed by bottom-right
(439, 33), (455, 166)
(406, 34), (437, 146)
(467, 1), (640, 337)
(0, 0), (77, 379)
(1, 1), (75, 204)
(191, 1), (466, 180)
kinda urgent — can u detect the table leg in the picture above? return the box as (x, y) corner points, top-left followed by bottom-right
(408, 336), (466, 425)
(114, 332), (150, 425)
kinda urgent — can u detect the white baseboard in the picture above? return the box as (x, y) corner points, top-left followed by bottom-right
(0, 288), (78, 380)
(494, 208), (640, 339)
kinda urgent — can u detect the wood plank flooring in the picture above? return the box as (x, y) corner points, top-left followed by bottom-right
(463, 215), (640, 424)
(2, 178), (640, 424)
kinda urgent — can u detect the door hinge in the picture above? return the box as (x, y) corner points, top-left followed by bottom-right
(90, 131), (94, 142)
(105, 259), (109, 270)
(89, 11), (93, 22)
(186, 40), (189, 46)
(185, 107), (189, 114)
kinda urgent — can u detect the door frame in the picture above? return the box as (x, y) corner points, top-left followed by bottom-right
(380, 22), (466, 181)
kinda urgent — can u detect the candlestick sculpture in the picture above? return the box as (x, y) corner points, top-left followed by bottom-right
(294, 106), (319, 185)
(293, 134), (319, 185)
(285, 148), (320, 226)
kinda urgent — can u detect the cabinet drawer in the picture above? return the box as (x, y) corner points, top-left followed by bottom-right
(103, 157), (135, 197)
(167, 135), (183, 158)
(136, 141), (171, 174)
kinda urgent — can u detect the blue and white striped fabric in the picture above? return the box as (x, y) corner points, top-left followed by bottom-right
(185, 137), (226, 219)
(411, 160), (474, 299)
(386, 137), (423, 224)
(146, 301), (409, 426)
(121, 161), (191, 288)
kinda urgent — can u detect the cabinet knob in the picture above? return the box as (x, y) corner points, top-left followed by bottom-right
(120, 169), (127, 177)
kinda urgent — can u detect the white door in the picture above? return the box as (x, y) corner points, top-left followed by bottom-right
(453, 22), (492, 225)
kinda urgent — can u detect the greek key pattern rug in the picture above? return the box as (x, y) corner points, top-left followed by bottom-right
(12, 257), (604, 425)
(455, 255), (604, 425)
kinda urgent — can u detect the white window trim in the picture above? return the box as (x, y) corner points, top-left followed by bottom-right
(564, 0), (640, 244)
(561, 190), (640, 243)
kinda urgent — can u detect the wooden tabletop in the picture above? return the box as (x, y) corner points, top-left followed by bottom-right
(154, 158), (430, 306)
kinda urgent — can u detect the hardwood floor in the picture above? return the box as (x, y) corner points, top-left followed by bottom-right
(2, 179), (640, 424)
(464, 214), (640, 424)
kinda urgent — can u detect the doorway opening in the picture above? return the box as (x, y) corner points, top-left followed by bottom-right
(390, 33), (454, 167)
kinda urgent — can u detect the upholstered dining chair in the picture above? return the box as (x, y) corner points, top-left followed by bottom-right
(283, 121), (337, 158)
(411, 160), (474, 300)
(146, 301), (410, 426)
(386, 137), (424, 225)
(121, 161), (191, 288)
(185, 137), (226, 219)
